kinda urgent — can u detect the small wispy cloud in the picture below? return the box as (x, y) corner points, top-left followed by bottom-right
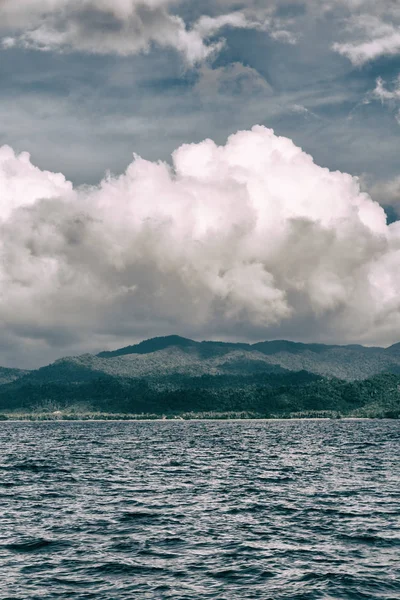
(331, 9), (400, 65)
(290, 104), (322, 120)
(333, 31), (400, 66)
(366, 74), (400, 125)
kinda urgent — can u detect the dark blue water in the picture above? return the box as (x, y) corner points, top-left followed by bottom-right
(0, 420), (399, 599)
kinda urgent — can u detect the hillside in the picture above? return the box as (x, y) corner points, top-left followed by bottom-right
(0, 336), (399, 418)
(30, 335), (400, 382)
(0, 370), (398, 419)
(0, 366), (30, 385)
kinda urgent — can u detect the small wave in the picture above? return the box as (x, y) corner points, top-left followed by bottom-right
(339, 533), (400, 547)
(154, 584), (171, 592)
(300, 571), (358, 583)
(209, 568), (241, 580)
(159, 536), (185, 545)
(258, 475), (293, 483)
(257, 570), (275, 580)
(119, 510), (161, 522)
(20, 562), (55, 574)
(4, 538), (71, 553)
(226, 504), (265, 514)
(209, 567), (261, 581)
(3, 461), (71, 474)
(88, 562), (165, 575)
(39, 491), (74, 499)
(137, 548), (180, 559)
(48, 576), (96, 587)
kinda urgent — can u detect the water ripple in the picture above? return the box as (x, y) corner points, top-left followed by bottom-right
(0, 420), (399, 599)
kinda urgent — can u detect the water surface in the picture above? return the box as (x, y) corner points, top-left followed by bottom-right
(1, 420), (399, 599)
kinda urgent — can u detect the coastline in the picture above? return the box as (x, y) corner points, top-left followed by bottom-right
(0, 416), (383, 422)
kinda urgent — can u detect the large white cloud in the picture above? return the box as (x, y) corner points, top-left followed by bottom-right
(1, 125), (400, 366)
(0, 145), (72, 219)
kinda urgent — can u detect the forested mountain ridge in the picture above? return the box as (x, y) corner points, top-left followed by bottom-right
(0, 336), (399, 418)
(37, 335), (400, 381)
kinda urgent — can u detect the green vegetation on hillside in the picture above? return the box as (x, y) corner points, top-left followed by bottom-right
(0, 371), (398, 419)
(0, 336), (399, 419)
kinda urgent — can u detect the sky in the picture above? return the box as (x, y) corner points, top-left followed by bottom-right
(0, 0), (400, 368)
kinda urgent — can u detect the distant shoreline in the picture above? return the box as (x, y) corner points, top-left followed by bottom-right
(0, 416), (385, 422)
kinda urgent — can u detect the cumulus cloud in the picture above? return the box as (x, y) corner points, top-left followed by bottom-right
(1, 125), (400, 366)
(0, 0), (294, 63)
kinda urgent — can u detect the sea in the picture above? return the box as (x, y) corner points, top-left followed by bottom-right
(0, 420), (399, 600)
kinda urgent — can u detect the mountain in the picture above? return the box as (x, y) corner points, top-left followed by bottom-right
(98, 335), (201, 357)
(0, 336), (399, 418)
(56, 335), (400, 381)
(0, 366), (29, 385)
(386, 342), (400, 355)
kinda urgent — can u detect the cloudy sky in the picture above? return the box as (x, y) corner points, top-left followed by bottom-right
(0, 0), (400, 367)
